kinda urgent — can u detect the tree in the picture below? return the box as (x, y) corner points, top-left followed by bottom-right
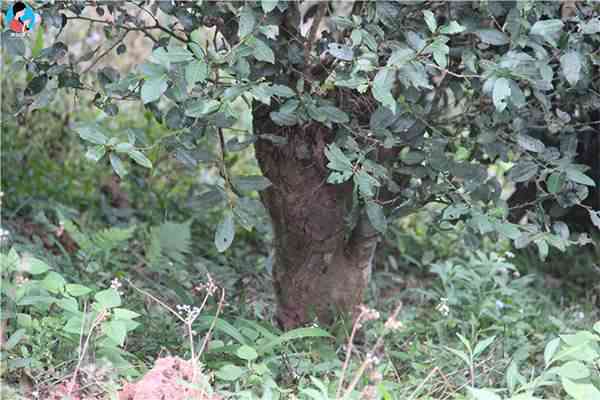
(3, 0), (599, 328)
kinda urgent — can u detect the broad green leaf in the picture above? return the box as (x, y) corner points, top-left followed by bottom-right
(560, 51), (582, 86)
(270, 111), (297, 126)
(372, 68), (397, 113)
(113, 308), (141, 320)
(253, 39), (275, 63)
(185, 60), (208, 85)
(517, 134), (545, 153)
(236, 345), (259, 361)
(5, 329), (26, 351)
(269, 84), (295, 98)
(24, 257), (51, 275)
(546, 172), (564, 193)
(215, 211), (235, 253)
(589, 210), (600, 230)
(423, 10), (437, 33)
(166, 45), (194, 63)
(95, 288), (122, 309)
(355, 169), (380, 198)
(439, 21), (465, 35)
(261, 0), (278, 13)
(366, 201), (387, 234)
(216, 364), (245, 381)
(495, 222), (521, 240)
(558, 361), (590, 380)
(141, 75), (168, 104)
(110, 153), (127, 178)
(581, 18), (600, 34)
(57, 297), (79, 313)
(239, 6), (256, 38)
(544, 337), (561, 368)
(473, 336), (496, 358)
(561, 377), (600, 400)
(85, 145), (106, 162)
(467, 387), (502, 400)
(321, 106), (349, 123)
(41, 271), (66, 294)
(388, 47), (415, 67)
(492, 78), (511, 112)
(65, 284), (92, 297)
(128, 150), (153, 169)
(185, 99), (220, 117)
(476, 29), (509, 45)
(74, 123), (108, 145)
(103, 320), (127, 346)
(530, 19), (564, 44)
(328, 43), (354, 61)
(565, 168), (596, 187)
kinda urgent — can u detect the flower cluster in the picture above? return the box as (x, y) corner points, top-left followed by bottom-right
(436, 297), (450, 316)
(176, 304), (201, 323)
(110, 278), (124, 295)
(193, 273), (218, 296)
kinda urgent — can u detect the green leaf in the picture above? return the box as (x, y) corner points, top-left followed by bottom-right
(565, 167), (596, 187)
(530, 19), (564, 42)
(561, 378), (600, 400)
(141, 75), (168, 104)
(74, 123), (108, 145)
(439, 21), (465, 35)
(492, 78), (511, 112)
(166, 45), (194, 63)
(185, 60), (208, 85)
(388, 47), (415, 67)
(366, 201), (387, 234)
(560, 51), (582, 86)
(128, 150), (153, 169)
(328, 43), (354, 61)
(270, 84), (295, 98)
(41, 271), (66, 294)
(236, 345), (258, 361)
(473, 336), (496, 358)
(110, 153), (127, 178)
(25, 257), (51, 275)
(372, 68), (397, 113)
(85, 145), (106, 162)
(355, 170), (380, 198)
(321, 106), (349, 123)
(467, 387), (502, 400)
(517, 134), (545, 153)
(65, 284), (92, 297)
(423, 10), (437, 33)
(270, 111), (298, 126)
(546, 172), (564, 193)
(544, 337), (561, 368)
(558, 361), (590, 380)
(258, 327), (332, 354)
(104, 320), (127, 346)
(185, 99), (220, 117)
(261, 0), (278, 13)
(239, 6), (256, 38)
(589, 210), (600, 230)
(94, 288), (122, 309)
(253, 39), (275, 63)
(57, 297), (79, 313)
(476, 29), (509, 45)
(5, 329), (26, 351)
(113, 308), (141, 320)
(216, 364), (245, 381)
(215, 211), (235, 253)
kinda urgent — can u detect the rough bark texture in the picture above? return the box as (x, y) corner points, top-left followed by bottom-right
(254, 119), (379, 330)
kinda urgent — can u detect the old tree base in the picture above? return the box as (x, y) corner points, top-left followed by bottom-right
(255, 122), (379, 330)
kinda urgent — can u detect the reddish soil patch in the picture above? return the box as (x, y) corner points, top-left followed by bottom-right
(118, 357), (221, 400)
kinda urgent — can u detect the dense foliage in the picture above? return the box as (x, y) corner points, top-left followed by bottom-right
(1, 1), (600, 399)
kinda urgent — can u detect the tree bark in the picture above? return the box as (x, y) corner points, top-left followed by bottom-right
(254, 120), (379, 329)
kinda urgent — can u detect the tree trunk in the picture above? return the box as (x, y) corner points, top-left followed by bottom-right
(255, 121), (379, 330)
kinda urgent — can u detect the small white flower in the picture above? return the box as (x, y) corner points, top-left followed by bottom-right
(496, 300), (505, 311)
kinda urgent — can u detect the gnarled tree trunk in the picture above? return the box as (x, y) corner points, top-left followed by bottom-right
(255, 120), (379, 330)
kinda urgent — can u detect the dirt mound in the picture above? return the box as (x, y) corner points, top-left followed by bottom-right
(118, 357), (221, 400)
